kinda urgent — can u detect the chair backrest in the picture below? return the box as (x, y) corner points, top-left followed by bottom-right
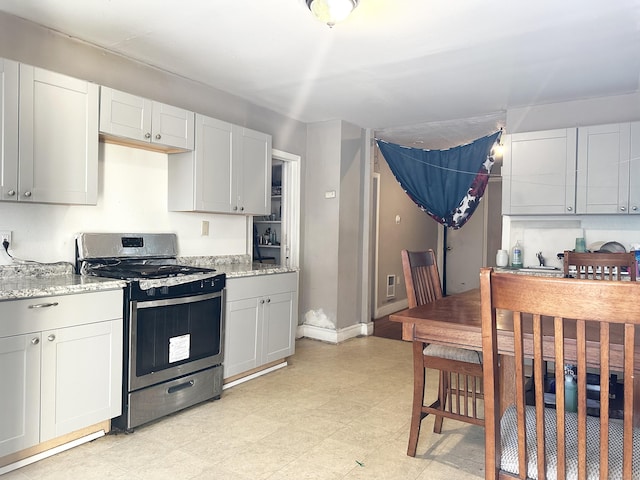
(563, 250), (637, 281)
(401, 249), (443, 308)
(480, 268), (640, 480)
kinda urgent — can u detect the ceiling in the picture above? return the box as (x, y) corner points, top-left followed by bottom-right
(2, 0), (640, 148)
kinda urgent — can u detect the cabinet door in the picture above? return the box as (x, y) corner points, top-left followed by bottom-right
(99, 86), (152, 143)
(630, 122), (640, 214)
(502, 128), (577, 215)
(0, 58), (19, 201)
(151, 101), (194, 150)
(576, 123), (631, 214)
(168, 114), (234, 212)
(0, 333), (41, 457)
(40, 319), (122, 442)
(263, 291), (296, 363)
(195, 115), (233, 212)
(234, 126), (272, 215)
(19, 65), (99, 204)
(223, 297), (261, 378)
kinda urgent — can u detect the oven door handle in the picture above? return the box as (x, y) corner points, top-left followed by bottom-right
(133, 290), (223, 309)
(168, 379), (195, 394)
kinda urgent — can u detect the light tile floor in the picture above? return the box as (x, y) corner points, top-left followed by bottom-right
(3, 336), (485, 479)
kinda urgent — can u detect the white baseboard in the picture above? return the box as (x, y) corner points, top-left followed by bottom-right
(223, 361), (288, 390)
(374, 299), (408, 319)
(0, 430), (105, 476)
(296, 321), (373, 344)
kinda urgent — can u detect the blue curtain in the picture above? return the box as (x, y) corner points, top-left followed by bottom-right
(376, 131), (501, 229)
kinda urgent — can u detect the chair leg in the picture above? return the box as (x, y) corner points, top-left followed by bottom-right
(408, 341), (426, 456)
(433, 371), (447, 434)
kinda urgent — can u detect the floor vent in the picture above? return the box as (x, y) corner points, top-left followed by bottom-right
(386, 275), (396, 298)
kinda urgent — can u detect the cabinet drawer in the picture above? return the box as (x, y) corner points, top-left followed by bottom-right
(226, 272), (297, 302)
(0, 289), (123, 337)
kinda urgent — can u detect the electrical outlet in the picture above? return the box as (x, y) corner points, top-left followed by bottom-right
(0, 231), (11, 247)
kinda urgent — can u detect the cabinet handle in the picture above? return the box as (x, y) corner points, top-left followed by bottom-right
(620, 206), (627, 212)
(633, 206), (638, 212)
(266, 298), (271, 303)
(260, 299), (265, 304)
(233, 206), (238, 211)
(144, 132), (151, 139)
(155, 134), (161, 140)
(47, 334), (56, 342)
(24, 191), (32, 198)
(567, 206), (573, 212)
(28, 302), (59, 309)
(7, 190), (15, 196)
(31, 337), (40, 345)
(240, 206), (244, 212)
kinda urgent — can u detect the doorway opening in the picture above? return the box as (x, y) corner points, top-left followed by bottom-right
(251, 149), (300, 268)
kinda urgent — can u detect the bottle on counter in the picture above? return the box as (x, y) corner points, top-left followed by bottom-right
(496, 249), (509, 267)
(511, 240), (523, 268)
(564, 371), (577, 413)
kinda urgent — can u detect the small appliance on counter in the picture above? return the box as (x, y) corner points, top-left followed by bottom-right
(76, 233), (226, 431)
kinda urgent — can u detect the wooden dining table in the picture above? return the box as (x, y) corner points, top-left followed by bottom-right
(390, 287), (640, 421)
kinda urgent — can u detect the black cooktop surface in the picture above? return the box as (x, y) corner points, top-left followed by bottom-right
(89, 263), (216, 280)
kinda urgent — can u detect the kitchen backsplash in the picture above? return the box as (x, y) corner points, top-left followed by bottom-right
(0, 143), (248, 264)
(504, 216), (640, 268)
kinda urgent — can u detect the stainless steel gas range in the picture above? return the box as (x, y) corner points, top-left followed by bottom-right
(75, 233), (225, 431)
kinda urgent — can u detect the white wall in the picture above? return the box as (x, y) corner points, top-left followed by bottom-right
(0, 143), (247, 264)
(301, 120), (367, 331)
(302, 121), (342, 327)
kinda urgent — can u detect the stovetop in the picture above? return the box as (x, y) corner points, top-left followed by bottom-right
(86, 262), (217, 280)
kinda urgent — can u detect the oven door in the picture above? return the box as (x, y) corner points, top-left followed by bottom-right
(128, 290), (224, 391)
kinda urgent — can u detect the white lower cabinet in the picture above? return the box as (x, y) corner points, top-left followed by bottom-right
(0, 333), (41, 457)
(224, 272), (298, 379)
(0, 289), (123, 458)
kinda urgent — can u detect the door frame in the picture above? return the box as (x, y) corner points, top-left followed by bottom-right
(271, 149), (301, 268)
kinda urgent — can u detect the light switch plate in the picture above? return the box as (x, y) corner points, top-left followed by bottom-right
(201, 221), (209, 236)
(324, 190), (336, 199)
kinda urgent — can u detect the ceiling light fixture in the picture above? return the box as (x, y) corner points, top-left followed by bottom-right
(306, 0), (359, 27)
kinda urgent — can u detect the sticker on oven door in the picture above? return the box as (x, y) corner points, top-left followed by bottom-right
(169, 334), (191, 363)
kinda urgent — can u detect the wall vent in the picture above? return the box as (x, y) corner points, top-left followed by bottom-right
(386, 275), (396, 298)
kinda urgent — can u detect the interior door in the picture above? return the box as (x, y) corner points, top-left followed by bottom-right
(445, 177), (502, 294)
(445, 201), (486, 294)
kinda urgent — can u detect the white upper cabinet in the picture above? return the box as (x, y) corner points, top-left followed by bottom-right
(0, 58), (19, 202)
(169, 115), (233, 212)
(502, 128), (577, 215)
(629, 123), (640, 214)
(18, 65), (99, 205)
(99, 86), (194, 152)
(233, 125), (272, 215)
(168, 113), (271, 215)
(0, 61), (98, 205)
(576, 122), (640, 214)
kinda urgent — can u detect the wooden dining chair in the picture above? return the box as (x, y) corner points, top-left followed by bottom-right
(401, 249), (484, 457)
(480, 268), (640, 480)
(563, 250), (637, 281)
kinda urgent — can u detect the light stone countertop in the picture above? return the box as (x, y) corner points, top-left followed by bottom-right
(0, 263), (127, 301)
(177, 254), (298, 278)
(0, 255), (298, 301)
